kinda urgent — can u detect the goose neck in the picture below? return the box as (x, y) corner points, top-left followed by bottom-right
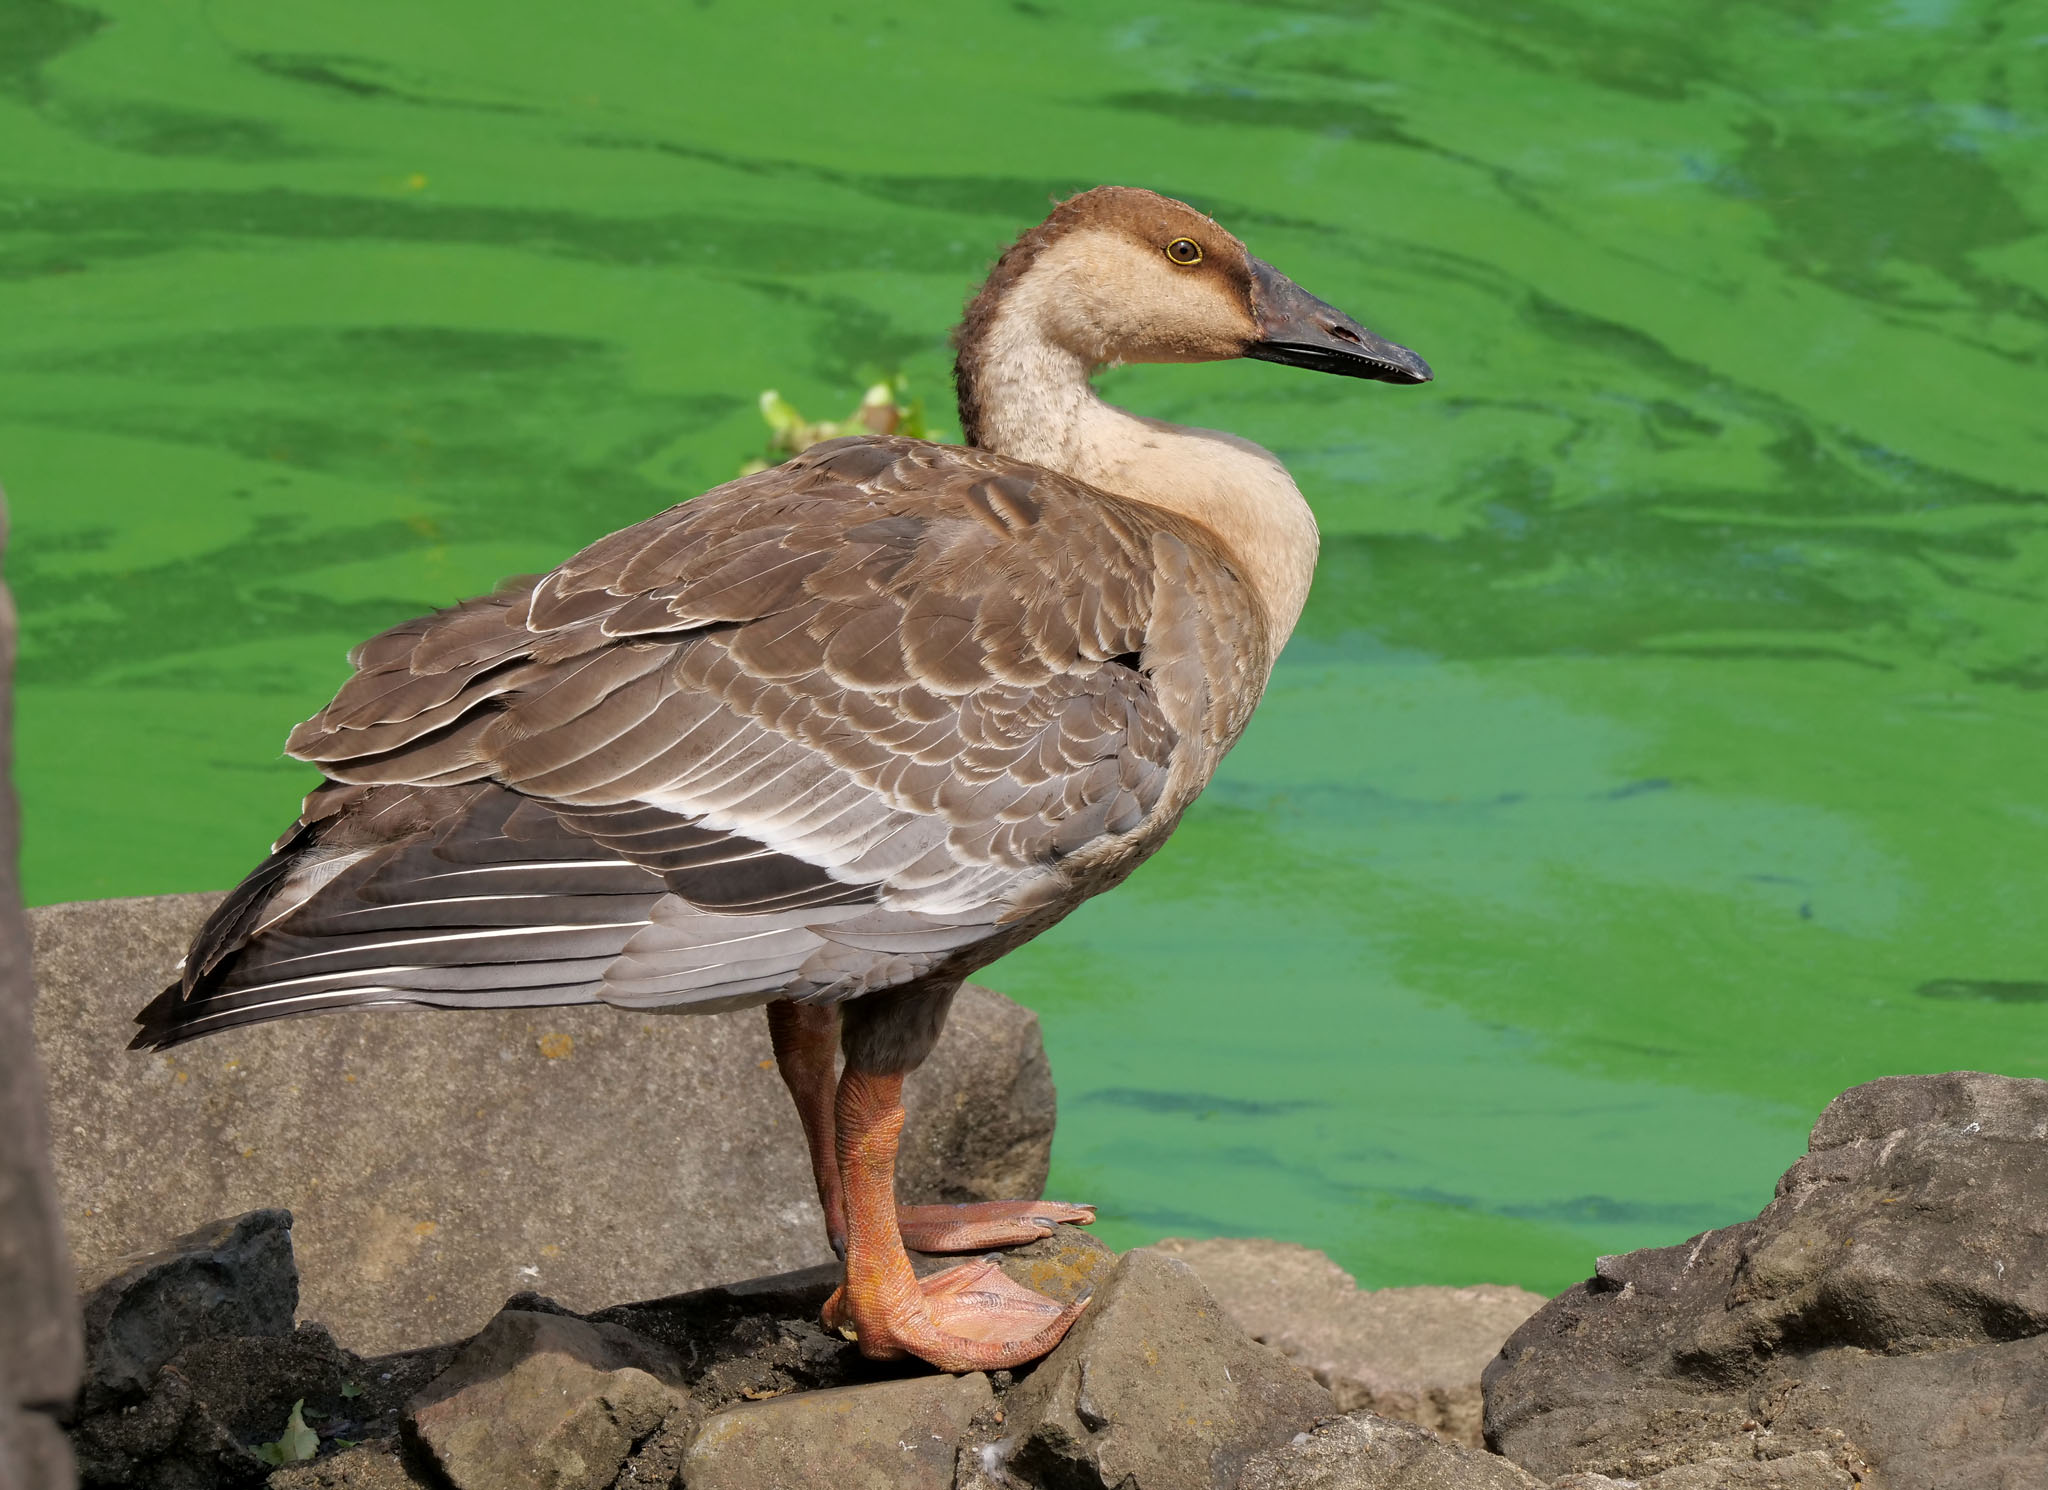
(955, 303), (1320, 653)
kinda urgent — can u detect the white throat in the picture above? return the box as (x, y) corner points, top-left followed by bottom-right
(965, 275), (1321, 653)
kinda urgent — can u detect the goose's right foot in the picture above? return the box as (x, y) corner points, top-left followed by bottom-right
(825, 1257), (1089, 1371)
(830, 1064), (1089, 1372)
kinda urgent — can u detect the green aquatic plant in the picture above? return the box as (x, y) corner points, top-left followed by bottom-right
(251, 1400), (319, 1466)
(739, 374), (940, 475)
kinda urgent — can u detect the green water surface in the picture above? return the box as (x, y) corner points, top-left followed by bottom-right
(4, 0), (2045, 1294)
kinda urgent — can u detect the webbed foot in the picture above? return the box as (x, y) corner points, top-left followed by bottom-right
(827, 1256), (1089, 1370)
(896, 1199), (1096, 1253)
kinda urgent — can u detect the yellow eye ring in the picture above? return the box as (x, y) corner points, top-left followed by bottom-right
(1165, 237), (1203, 265)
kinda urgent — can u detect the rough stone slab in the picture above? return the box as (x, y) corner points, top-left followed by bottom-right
(1155, 1237), (1544, 1447)
(1484, 1071), (2048, 1490)
(78, 1209), (298, 1411)
(0, 513), (80, 1490)
(1000, 1247), (1334, 1490)
(1235, 1412), (1543, 1490)
(684, 1373), (994, 1490)
(34, 891), (1057, 1354)
(407, 1309), (690, 1490)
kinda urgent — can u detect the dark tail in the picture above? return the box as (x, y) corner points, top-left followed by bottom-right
(129, 783), (668, 1051)
(131, 818), (326, 1051)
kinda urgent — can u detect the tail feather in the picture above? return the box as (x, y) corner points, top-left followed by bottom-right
(130, 778), (937, 1053)
(133, 783), (669, 1051)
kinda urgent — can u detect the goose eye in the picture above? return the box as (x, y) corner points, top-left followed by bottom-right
(1165, 238), (1203, 265)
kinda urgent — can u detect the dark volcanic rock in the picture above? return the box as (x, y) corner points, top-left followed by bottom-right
(79, 1210), (298, 1412)
(1236, 1412), (1543, 1489)
(684, 1373), (995, 1490)
(72, 1322), (354, 1489)
(405, 1310), (692, 1490)
(999, 1247), (1334, 1490)
(64, 1209), (457, 1490)
(34, 891), (1059, 1354)
(1484, 1071), (2048, 1489)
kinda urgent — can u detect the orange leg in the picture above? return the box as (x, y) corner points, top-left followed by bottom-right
(767, 999), (848, 1254)
(767, 1000), (1094, 1258)
(823, 1066), (1088, 1371)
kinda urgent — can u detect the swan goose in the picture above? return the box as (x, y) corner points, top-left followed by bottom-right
(134, 186), (1431, 1371)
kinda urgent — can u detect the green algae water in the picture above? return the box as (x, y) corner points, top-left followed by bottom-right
(5, 0), (2045, 1295)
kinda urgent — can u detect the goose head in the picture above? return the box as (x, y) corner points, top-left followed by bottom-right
(952, 186), (1430, 652)
(954, 185), (1430, 446)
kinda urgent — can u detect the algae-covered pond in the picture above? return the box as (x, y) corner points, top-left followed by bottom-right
(4, 0), (2045, 1293)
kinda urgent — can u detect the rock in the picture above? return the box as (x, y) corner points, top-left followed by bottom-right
(78, 1210), (298, 1411)
(583, 1224), (1111, 1412)
(267, 1440), (435, 1489)
(0, 501), (81, 1490)
(999, 1247), (1334, 1490)
(64, 1319), (459, 1489)
(405, 1309), (692, 1490)
(1154, 1237), (1544, 1447)
(684, 1373), (995, 1490)
(33, 891), (1059, 1353)
(1235, 1412), (1544, 1489)
(1484, 1071), (2048, 1490)
(0, 1411), (76, 1490)
(70, 1321), (360, 1487)
(1546, 1452), (1857, 1488)
(953, 1223), (1117, 1310)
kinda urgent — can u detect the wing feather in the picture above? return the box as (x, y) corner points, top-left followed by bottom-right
(140, 436), (1269, 1049)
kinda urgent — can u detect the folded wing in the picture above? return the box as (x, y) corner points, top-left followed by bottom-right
(136, 438), (1262, 1050)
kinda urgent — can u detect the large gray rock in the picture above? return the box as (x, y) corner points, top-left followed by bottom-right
(684, 1373), (994, 1490)
(1154, 1237), (1544, 1447)
(999, 1247), (1334, 1490)
(33, 892), (1058, 1354)
(1235, 1412), (1543, 1490)
(1484, 1072), (2048, 1490)
(405, 1310), (690, 1490)
(78, 1210), (298, 1412)
(0, 490), (80, 1490)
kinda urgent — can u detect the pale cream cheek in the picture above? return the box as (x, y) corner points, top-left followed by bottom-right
(1089, 277), (1253, 363)
(1039, 234), (1254, 365)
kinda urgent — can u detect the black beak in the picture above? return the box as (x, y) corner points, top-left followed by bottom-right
(1242, 258), (1432, 385)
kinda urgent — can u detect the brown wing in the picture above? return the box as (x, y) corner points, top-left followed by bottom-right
(133, 437), (1269, 1048)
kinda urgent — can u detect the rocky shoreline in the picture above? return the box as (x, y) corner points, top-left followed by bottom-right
(23, 897), (2048, 1488)
(66, 1208), (1528, 1490)
(59, 1069), (2048, 1489)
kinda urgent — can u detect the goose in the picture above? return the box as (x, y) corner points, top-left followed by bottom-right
(133, 186), (1430, 1373)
